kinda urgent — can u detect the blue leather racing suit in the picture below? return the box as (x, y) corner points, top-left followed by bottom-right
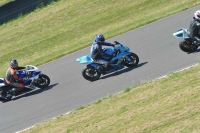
(90, 41), (114, 68)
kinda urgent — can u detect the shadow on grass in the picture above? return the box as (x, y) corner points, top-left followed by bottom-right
(0, 0), (59, 25)
(100, 62), (148, 80)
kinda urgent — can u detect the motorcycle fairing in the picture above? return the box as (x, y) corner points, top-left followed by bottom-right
(87, 63), (99, 68)
(125, 51), (135, 61)
(17, 70), (40, 78)
(103, 48), (114, 55)
(17, 70), (26, 78)
(16, 65), (42, 85)
(76, 55), (94, 64)
(31, 71), (41, 77)
(0, 78), (5, 87)
(173, 28), (189, 38)
(115, 43), (130, 52)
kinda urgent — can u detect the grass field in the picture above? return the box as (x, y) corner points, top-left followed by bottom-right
(0, 0), (11, 5)
(0, 0), (200, 132)
(22, 64), (200, 133)
(0, 0), (200, 77)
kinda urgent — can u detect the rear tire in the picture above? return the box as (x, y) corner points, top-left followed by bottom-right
(35, 74), (50, 88)
(0, 86), (13, 101)
(82, 67), (101, 81)
(124, 53), (139, 67)
(179, 41), (198, 52)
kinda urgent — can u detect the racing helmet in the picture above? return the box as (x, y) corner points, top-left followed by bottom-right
(194, 10), (200, 20)
(10, 59), (18, 69)
(95, 34), (105, 43)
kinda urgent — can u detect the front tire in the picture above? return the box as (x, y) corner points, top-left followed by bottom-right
(124, 53), (139, 67)
(179, 41), (198, 52)
(82, 67), (101, 81)
(35, 74), (50, 88)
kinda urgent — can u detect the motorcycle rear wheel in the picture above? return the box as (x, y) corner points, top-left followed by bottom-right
(0, 86), (13, 101)
(35, 74), (50, 88)
(179, 41), (198, 52)
(82, 67), (101, 81)
(124, 53), (139, 67)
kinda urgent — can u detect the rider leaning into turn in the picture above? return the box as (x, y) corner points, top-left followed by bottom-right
(90, 34), (115, 73)
(189, 10), (200, 44)
(3, 59), (26, 96)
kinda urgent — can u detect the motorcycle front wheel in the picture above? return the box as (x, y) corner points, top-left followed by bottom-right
(124, 53), (139, 67)
(179, 41), (198, 52)
(82, 67), (101, 81)
(35, 74), (50, 88)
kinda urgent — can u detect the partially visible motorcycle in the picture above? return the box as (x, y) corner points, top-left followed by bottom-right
(0, 65), (50, 101)
(76, 41), (139, 81)
(173, 28), (199, 52)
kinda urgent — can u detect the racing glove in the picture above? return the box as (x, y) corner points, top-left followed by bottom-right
(114, 41), (120, 44)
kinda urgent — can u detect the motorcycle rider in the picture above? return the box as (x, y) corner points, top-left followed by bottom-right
(90, 34), (116, 73)
(189, 10), (200, 44)
(1, 59), (26, 98)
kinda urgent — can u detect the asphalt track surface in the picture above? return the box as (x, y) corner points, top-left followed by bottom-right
(0, 6), (200, 133)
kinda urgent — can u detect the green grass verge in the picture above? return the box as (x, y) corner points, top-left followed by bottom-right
(0, 0), (199, 77)
(22, 63), (200, 133)
(0, 0), (12, 5)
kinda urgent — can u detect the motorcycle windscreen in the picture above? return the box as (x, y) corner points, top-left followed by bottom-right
(76, 56), (93, 64)
(173, 28), (189, 38)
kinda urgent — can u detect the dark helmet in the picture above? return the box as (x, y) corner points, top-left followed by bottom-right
(95, 34), (105, 43)
(10, 59), (18, 69)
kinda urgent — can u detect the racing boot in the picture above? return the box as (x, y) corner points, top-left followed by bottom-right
(193, 36), (200, 45)
(11, 88), (17, 96)
(107, 63), (114, 70)
(0, 95), (7, 100)
(24, 85), (36, 89)
(97, 65), (106, 75)
(25, 80), (36, 89)
(12, 87), (25, 96)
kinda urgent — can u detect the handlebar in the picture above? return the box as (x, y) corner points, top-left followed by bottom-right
(114, 41), (120, 44)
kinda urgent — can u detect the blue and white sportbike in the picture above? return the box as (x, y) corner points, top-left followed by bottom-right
(173, 28), (199, 52)
(0, 65), (50, 101)
(76, 41), (139, 81)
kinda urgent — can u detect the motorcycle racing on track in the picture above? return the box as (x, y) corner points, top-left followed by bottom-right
(76, 41), (139, 81)
(0, 65), (50, 101)
(173, 28), (200, 53)
(173, 10), (200, 53)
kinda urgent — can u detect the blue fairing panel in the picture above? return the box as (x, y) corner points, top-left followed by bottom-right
(173, 28), (189, 38)
(0, 79), (4, 83)
(17, 70), (26, 78)
(76, 56), (93, 64)
(103, 48), (114, 55)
